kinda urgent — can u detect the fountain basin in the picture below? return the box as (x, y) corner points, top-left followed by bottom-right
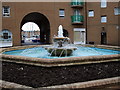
(1, 45), (120, 67)
(53, 37), (70, 42)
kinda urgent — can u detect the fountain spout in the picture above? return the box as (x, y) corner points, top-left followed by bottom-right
(58, 25), (64, 37)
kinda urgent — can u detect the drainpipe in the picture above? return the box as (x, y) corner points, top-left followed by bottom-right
(85, 1), (88, 44)
(118, 1), (120, 46)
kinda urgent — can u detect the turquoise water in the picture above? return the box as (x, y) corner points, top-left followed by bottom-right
(3, 47), (120, 59)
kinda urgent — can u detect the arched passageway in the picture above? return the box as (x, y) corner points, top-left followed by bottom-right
(20, 12), (50, 45)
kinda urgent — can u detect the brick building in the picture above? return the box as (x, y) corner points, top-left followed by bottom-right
(1, 0), (120, 46)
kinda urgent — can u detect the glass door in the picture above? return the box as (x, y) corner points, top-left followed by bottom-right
(74, 28), (86, 44)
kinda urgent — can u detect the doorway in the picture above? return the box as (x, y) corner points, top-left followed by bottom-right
(74, 28), (86, 44)
(101, 32), (107, 44)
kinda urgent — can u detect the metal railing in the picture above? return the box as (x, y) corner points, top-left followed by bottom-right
(71, 0), (84, 6)
(71, 15), (84, 23)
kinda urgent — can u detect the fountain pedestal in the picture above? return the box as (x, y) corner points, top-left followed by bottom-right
(47, 47), (76, 56)
(53, 37), (70, 46)
(45, 37), (77, 56)
(45, 25), (77, 56)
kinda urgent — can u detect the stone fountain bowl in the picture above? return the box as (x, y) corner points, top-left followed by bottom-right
(53, 37), (70, 42)
(45, 47), (77, 56)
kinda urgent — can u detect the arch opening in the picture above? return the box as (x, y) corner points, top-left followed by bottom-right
(20, 12), (50, 45)
(63, 29), (69, 37)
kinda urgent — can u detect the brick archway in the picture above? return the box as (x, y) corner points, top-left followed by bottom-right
(20, 12), (50, 44)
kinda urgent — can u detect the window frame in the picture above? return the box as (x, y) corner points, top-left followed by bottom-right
(3, 33), (9, 39)
(114, 7), (120, 15)
(59, 9), (65, 17)
(101, 0), (107, 8)
(74, 9), (80, 15)
(101, 15), (107, 23)
(2, 6), (10, 17)
(88, 10), (94, 17)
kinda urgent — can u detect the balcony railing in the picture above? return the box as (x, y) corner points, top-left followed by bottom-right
(71, 0), (84, 8)
(71, 15), (84, 24)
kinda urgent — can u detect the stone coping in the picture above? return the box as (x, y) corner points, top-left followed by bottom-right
(0, 77), (119, 89)
(0, 80), (32, 89)
(0, 45), (120, 67)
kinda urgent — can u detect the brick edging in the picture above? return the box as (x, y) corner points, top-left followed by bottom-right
(41, 77), (120, 89)
(0, 77), (119, 89)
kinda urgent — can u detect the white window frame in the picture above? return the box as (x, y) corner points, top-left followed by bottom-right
(114, 7), (120, 15)
(59, 9), (65, 17)
(88, 10), (94, 17)
(101, 16), (107, 23)
(2, 6), (10, 17)
(74, 9), (80, 15)
(101, 0), (107, 8)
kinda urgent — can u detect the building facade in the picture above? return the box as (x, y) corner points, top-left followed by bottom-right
(86, 1), (120, 46)
(1, 0), (120, 46)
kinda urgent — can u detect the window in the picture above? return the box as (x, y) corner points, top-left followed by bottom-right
(59, 9), (65, 17)
(74, 9), (80, 15)
(88, 10), (94, 17)
(3, 33), (9, 39)
(114, 7), (120, 15)
(0, 29), (12, 41)
(101, 0), (107, 8)
(116, 25), (119, 30)
(101, 16), (107, 23)
(3, 6), (10, 17)
(0, 30), (13, 47)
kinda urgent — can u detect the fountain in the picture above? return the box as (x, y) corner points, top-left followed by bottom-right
(45, 25), (77, 56)
(2, 30), (120, 66)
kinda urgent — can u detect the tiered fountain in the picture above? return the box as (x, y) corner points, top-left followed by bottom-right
(45, 25), (77, 56)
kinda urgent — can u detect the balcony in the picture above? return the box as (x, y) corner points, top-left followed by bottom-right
(71, 15), (84, 24)
(71, 1), (84, 8)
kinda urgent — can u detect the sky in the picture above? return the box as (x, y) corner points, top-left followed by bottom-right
(22, 22), (40, 31)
